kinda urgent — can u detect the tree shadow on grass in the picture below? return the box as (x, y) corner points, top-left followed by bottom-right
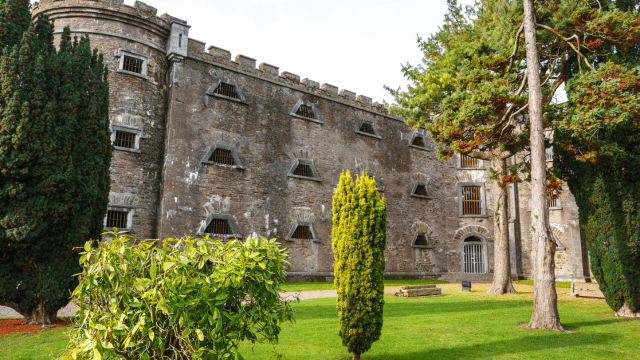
(374, 332), (619, 360)
(294, 299), (531, 321)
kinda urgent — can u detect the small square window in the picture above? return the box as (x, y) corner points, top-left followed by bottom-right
(115, 130), (136, 149)
(198, 214), (241, 237)
(548, 191), (561, 208)
(123, 55), (143, 74)
(285, 221), (320, 242)
(360, 123), (375, 135)
(213, 82), (240, 99)
(106, 210), (128, 229)
(414, 234), (429, 246)
(414, 185), (428, 197)
(409, 134), (428, 150)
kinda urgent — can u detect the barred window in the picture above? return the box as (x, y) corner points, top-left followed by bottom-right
(548, 191), (561, 208)
(359, 122), (376, 135)
(296, 105), (316, 119)
(292, 225), (313, 240)
(546, 147), (554, 162)
(293, 163), (314, 177)
(106, 210), (128, 229)
(123, 55), (143, 74)
(209, 148), (235, 166)
(411, 136), (426, 148)
(462, 186), (482, 215)
(205, 218), (233, 235)
(414, 234), (429, 246)
(115, 130), (136, 149)
(460, 155), (481, 168)
(213, 82), (240, 99)
(413, 184), (429, 197)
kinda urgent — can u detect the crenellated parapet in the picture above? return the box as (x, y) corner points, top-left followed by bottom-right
(185, 38), (392, 118)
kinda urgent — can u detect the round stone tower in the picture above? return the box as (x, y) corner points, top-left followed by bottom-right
(32, 0), (187, 239)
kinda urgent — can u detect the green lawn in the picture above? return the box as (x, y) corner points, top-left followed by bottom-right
(281, 279), (447, 292)
(515, 280), (575, 289)
(2, 284), (638, 360)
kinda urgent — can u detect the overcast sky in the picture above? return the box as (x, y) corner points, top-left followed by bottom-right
(85, 0), (474, 105)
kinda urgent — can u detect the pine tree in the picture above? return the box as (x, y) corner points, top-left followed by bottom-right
(0, 3), (111, 324)
(332, 171), (387, 360)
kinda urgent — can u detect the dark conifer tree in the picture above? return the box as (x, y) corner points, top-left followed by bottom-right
(0, 1), (111, 324)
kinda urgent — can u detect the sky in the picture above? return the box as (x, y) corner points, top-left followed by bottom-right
(94, 0), (475, 105)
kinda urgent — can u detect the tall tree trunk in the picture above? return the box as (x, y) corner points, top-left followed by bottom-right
(522, 0), (566, 331)
(353, 353), (361, 360)
(488, 158), (517, 295)
(1, 300), (59, 325)
(616, 303), (640, 318)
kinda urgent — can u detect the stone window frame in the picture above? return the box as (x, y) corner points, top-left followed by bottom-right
(200, 143), (245, 170)
(205, 78), (248, 105)
(103, 205), (136, 232)
(411, 232), (433, 249)
(290, 100), (323, 125)
(116, 49), (150, 79)
(553, 234), (566, 251)
(456, 154), (485, 170)
(459, 233), (489, 274)
(197, 213), (241, 238)
(287, 159), (322, 182)
(457, 181), (488, 218)
(111, 124), (143, 153)
(285, 220), (320, 243)
(410, 182), (431, 200)
(355, 118), (382, 139)
(408, 133), (429, 151)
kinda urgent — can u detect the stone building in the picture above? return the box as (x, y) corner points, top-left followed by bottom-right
(33, 0), (592, 282)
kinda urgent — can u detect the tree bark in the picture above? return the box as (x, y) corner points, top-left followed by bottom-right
(488, 158), (517, 295)
(615, 303), (640, 318)
(0, 300), (59, 325)
(353, 353), (361, 360)
(522, 0), (567, 331)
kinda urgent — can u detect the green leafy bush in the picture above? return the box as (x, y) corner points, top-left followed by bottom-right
(62, 234), (294, 360)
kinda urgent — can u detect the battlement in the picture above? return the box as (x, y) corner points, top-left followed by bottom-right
(188, 39), (391, 117)
(33, 0), (186, 30)
(33, 0), (391, 118)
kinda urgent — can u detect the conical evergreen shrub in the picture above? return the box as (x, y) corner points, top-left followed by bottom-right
(0, 2), (111, 324)
(332, 170), (387, 359)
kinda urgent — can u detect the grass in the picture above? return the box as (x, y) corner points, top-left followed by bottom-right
(2, 283), (638, 360)
(281, 279), (448, 292)
(515, 280), (575, 289)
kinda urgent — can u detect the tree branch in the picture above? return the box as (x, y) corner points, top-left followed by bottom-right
(507, 23), (525, 73)
(535, 23), (596, 71)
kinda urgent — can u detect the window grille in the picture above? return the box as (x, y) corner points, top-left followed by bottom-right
(411, 136), (426, 148)
(545, 147), (554, 162)
(209, 148), (235, 165)
(295, 105), (316, 119)
(359, 122), (376, 135)
(414, 234), (429, 246)
(115, 130), (136, 149)
(460, 155), (481, 168)
(292, 225), (313, 240)
(462, 186), (482, 215)
(414, 184), (429, 197)
(123, 55), (143, 74)
(548, 191), (560, 208)
(106, 210), (128, 229)
(205, 218), (233, 235)
(463, 237), (485, 273)
(214, 82), (240, 99)
(293, 163), (314, 177)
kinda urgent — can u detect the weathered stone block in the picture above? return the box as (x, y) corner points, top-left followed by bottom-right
(321, 83), (338, 94)
(208, 46), (231, 61)
(235, 55), (256, 69)
(259, 62), (279, 76)
(340, 89), (356, 100)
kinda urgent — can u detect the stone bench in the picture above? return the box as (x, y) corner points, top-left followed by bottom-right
(568, 283), (604, 299)
(395, 284), (442, 297)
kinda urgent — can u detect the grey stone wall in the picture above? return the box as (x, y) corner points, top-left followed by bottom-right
(33, 0), (593, 280)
